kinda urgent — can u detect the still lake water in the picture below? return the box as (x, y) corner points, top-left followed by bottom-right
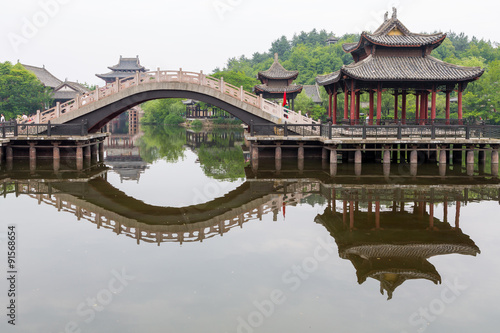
(1, 125), (500, 333)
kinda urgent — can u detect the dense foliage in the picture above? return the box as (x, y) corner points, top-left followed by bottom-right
(140, 98), (185, 124)
(213, 29), (500, 123)
(0, 61), (52, 120)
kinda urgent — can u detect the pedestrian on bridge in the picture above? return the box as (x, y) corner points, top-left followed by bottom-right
(0, 114), (5, 122)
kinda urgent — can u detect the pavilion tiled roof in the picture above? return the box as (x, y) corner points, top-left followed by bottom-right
(316, 55), (484, 85)
(258, 53), (299, 81)
(343, 8), (446, 54)
(96, 71), (139, 80)
(22, 64), (62, 89)
(253, 84), (303, 94)
(108, 56), (148, 72)
(343, 55), (484, 82)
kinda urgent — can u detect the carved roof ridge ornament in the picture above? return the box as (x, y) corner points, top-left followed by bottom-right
(392, 7), (397, 19)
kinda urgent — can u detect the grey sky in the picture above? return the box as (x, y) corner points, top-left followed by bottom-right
(1, 0), (498, 86)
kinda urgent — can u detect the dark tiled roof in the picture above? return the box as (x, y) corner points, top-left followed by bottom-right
(258, 53), (298, 80)
(341, 55), (484, 81)
(22, 64), (62, 89)
(253, 84), (303, 94)
(96, 71), (138, 80)
(54, 81), (89, 94)
(303, 84), (322, 103)
(365, 33), (445, 47)
(108, 56), (148, 71)
(342, 43), (358, 53)
(316, 56), (484, 85)
(316, 70), (341, 86)
(53, 90), (79, 100)
(344, 8), (445, 53)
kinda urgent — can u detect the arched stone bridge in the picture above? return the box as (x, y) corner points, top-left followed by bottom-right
(27, 70), (319, 133)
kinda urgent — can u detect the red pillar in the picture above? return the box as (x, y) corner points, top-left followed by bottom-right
(356, 91), (361, 123)
(394, 90), (399, 120)
(458, 83), (463, 122)
(424, 92), (429, 120)
(445, 90), (451, 124)
(431, 85), (437, 121)
(401, 90), (407, 124)
(328, 91), (332, 119)
(350, 80), (356, 123)
(369, 90), (374, 125)
(376, 82), (382, 125)
(344, 88), (349, 120)
(420, 92), (426, 124)
(415, 92), (420, 122)
(333, 91), (337, 125)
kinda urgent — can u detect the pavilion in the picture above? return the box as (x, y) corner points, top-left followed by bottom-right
(316, 8), (484, 124)
(254, 53), (303, 111)
(96, 55), (149, 84)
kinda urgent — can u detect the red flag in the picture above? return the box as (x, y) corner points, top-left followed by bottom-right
(282, 90), (287, 107)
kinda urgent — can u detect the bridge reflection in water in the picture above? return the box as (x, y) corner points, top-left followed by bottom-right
(2, 166), (498, 299)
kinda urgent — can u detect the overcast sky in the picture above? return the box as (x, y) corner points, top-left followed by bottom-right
(1, 0), (498, 86)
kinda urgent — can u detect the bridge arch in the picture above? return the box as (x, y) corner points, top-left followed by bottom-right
(32, 70), (319, 133)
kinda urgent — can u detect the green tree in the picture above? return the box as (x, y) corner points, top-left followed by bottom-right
(210, 70), (259, 92)
(0, 61), (52, 120)
(141, 98), (185, 124)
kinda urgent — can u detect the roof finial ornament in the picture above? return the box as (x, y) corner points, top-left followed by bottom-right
(392, 7), (397, 19)
(384, 11), (388, 21)
(274, 53), (279, 62)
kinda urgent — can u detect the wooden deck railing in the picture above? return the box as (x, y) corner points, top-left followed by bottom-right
(23, 69), (319, 126)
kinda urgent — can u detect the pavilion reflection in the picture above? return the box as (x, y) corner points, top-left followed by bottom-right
(315, 190), (480, 299)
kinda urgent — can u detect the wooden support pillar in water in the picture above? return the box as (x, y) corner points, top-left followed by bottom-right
(383, 146), (391, 164)
(99, 141), (105, 161)
(466, 147), (475, 165)
(29, 142), (36, 162)
(84, 145), (91, 162)
(439, 146), (447, 165)
(251, 144), (259, 160)
(275, 144), (282, 161)
(76, 144), (83, 171)
(330, 147), (337, 165)
(354, 146), (362, 164)
(298, 143), (304, 160)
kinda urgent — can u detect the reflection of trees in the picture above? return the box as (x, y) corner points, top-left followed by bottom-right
(197, 146), (246, 181)
(196, 129), (247, 181)
(197, 129), (246, 181)
(137, 125), (186, 163)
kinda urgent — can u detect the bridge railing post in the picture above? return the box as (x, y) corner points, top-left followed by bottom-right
(95, 86), (99, 101)
(47, 120), (51, 137)
(13, 119), (18, 136)
(156, 67), (161, 82)
(56, 102), (61, 118)
(363, 122), (367, 139)
(431, 122), (435, 139)
(284, 122), (288, 137)
(466, 125), (470, 139)
(397, 121), (402, 139)
(36, 110), (40, 123)
(240, 86), (244, 101)
(220, 77), (224, 93)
